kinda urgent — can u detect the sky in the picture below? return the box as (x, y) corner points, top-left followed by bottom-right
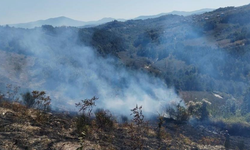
(0, 0), (250, 25)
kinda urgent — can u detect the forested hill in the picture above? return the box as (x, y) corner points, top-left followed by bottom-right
(78, 4), (250, 96)
(1, 4), (250, 99)
(2, 2), (250, 149)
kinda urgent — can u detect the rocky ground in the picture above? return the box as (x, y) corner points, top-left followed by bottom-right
(0, 101), (249, 150)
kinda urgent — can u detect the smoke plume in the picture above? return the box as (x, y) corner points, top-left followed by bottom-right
(0, 26), (180, 116)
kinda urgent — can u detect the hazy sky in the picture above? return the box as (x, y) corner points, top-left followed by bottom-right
(0, 0), (249, 25)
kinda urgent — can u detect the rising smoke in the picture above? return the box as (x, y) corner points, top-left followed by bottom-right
(0, 26), (181, 116)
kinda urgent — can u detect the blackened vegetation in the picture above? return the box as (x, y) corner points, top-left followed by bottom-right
(0, 95), (77, 150)
(75, 96), (98, 137)
(95, 109), (114, 131)
(128, 105), (149, 150)
(22, 92), (35, 108)
(75, 96), (98, 116)
(210, 120), (250, 138)
(0, 85), (249, 149)
(31, 91), (51, 112)
(166, 100), (190, 122)
(75, 99), (152, 150)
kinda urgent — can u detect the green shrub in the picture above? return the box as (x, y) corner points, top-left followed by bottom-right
(187, 99), (211, 121)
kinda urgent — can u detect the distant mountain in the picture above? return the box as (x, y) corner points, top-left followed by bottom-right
(79, 17), (126, 28)
(134, 8), (214, 20)
(8, 9), (213, 29)
(8, 16), (85, 28)
(8, 16), (125, 29)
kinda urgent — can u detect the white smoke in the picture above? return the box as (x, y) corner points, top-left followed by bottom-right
(0, 27), (181, 116)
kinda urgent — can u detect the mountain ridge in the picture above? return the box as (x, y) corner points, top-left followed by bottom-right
(134, 8), (214, 20)
(8, 16), (125, 29)
(7, 8), (213, 29)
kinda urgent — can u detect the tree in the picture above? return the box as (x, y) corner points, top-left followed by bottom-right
(22, 92), (35, 108)
(166, 100), (189, 122)
(128, 105), (148, 150)
(32, 91), (51, 112)
(75, 96), (98, 116)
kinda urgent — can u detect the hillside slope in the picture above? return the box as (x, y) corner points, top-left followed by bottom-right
(0, 101), (231, 150)
(135, 8), (214, 20)
(1, 4), (250, 150)
(78, 4), (250, 95)
(1, 4), (250, 111)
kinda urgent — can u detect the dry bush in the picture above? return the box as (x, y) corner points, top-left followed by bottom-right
(128, 105), (149, 150)
(95, 109), (114, 132)
(158, 127), (171, 140)
(166, 100), (190, 122)
(0, 93), (4, 102)
(199, 136), (221, 145)
(75, 96), (98, 138)
(6, 84), (20, 102)
(22, 92), (35, 108)
(75, 96), (98, 116)
(76, 113), (93, 137)
(18, 91), (52, 125)
(179, 134), (192, 145)
(11, 102), (27, 112)
(76, 97), (116, 150)
(156, 115), (172, 140)
(35, 111), (49, 125)
(120, 115), (129, 125)
(0, 100), (12, 109)
(0, 85), (21, 109)
(187, 99), (211, 121)
(32, 91), (51, 112)
(157, 115), (164, 139)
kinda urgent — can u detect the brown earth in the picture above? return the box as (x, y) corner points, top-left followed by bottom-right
(0, 101), (248, 150)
